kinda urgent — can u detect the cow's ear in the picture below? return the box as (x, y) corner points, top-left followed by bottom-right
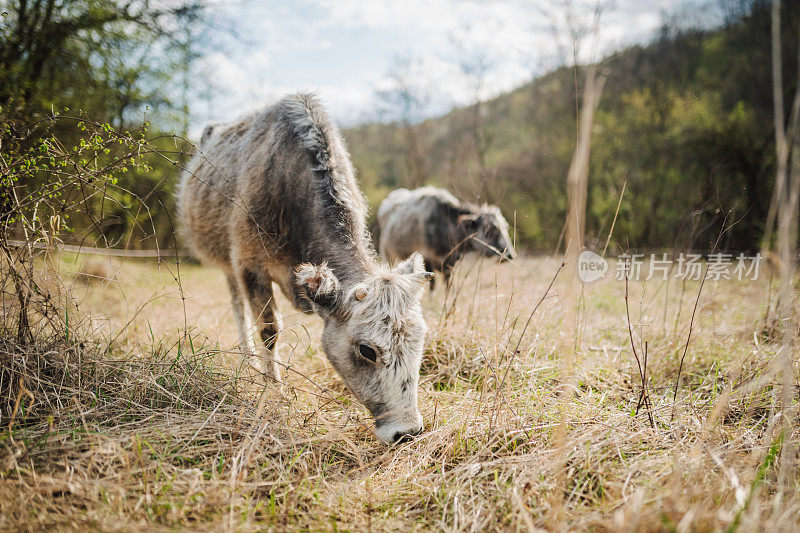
(394, 252), (434, 285)
(394, 251), (424, 275)
(457, 213), (481, 231)
(296, 263), (341, 314)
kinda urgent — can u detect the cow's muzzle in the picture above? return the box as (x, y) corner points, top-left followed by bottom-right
(499, 248), (517, 263)
(374, 410), (424, 444)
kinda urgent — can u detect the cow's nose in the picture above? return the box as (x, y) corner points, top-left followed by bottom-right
(393, 425), (423, 444)
(500, 250), (516, 262)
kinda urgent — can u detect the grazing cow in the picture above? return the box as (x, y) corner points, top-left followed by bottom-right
(177, 94), (433, 444)
(377, 186), (516, 288)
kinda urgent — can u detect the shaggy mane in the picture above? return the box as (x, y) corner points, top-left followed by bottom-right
(275, 93), (364, 238)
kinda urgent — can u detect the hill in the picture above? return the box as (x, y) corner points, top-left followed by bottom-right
(345, 0), (799, 252)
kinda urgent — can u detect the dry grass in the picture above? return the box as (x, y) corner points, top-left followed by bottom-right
(1, 253), (798, 531)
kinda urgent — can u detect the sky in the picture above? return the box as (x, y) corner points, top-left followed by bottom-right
(190, 0), (711, 136)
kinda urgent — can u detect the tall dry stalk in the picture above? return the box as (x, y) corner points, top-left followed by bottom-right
(549, 63), (606, 525)
(561, 64), (606, 354)
(562, 63), (606, 348)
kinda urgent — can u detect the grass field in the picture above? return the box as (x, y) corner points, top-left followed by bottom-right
(1, 253), (797, 531)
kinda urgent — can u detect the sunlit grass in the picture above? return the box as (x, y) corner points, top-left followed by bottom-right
(1, 254), (796, 531)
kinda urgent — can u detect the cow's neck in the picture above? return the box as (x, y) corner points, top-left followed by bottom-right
(306, 236), (373, 288)
(453, 224), (475, 253)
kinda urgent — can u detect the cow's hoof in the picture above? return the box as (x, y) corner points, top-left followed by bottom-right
(248, 358), (281, 384)
(264, 361), (282, 384)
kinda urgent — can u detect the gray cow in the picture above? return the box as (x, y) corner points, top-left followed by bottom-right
(177, 94), (433, 444)
(377, 186), (516, 289)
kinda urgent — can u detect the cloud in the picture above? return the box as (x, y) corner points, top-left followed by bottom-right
(190, 0), (678, 136)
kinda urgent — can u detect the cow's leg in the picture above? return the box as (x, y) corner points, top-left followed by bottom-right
(443, 268), (452, 289)
(235, 267), (282, 382)
(226, 273), (256, 353)
(442, 254), (460, 290)
(424, 259), (436, 291)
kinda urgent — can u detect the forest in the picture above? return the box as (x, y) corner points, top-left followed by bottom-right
(347, 0), (800, 252)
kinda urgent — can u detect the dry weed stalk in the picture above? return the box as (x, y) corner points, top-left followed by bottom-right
(623, 263), (654, 428)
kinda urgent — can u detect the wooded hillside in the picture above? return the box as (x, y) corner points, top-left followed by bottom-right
(345, 0), (799, 252)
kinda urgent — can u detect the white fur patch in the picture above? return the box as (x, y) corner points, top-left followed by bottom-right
(295, 262), (339, 297)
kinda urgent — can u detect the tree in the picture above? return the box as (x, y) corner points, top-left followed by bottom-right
(449, 24), (498, 201)
(0, 0), (210, 125)
(762, 0), (800, 253)
(565, 66), (605, 256)
(0, 0), (219, 250)
(550, 0), (609, 256)
(374, 56), (432, 189)
(767, 0), (800, 494)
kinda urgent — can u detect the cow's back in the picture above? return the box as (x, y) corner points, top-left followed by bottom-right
(178, 94), (372, 292)
(378, 187), (459, 263)
(378, 189), (418, 262)
(177, 111), (262, 268)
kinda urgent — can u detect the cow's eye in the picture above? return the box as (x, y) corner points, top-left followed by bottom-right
(358, 344), (377, 362)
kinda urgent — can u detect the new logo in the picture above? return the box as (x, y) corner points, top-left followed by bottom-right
(578, 250), (608, 283)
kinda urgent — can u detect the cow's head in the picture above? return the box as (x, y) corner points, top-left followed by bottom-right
(459, 206), (517, 262)
(295, 253), (432, 444)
